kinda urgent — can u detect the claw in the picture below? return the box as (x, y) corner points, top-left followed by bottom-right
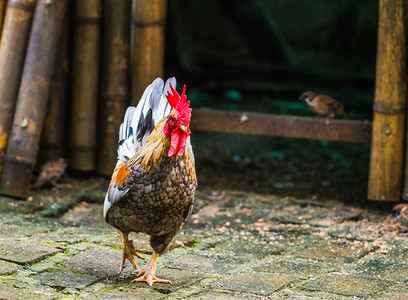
(128, 239), (145, 260)
(132, 269), (172, 286)
(118, 231), (144, 274)
(131, 251), (171, 286)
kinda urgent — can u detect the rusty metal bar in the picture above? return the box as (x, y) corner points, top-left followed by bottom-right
(190, 109), (372, 144)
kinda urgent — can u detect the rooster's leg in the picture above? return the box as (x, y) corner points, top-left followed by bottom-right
(132, 251), (172, 286)
(118, 231), (145, 274)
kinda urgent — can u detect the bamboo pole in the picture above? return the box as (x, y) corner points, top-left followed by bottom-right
(97, 0), (130, 176)
(131, 0), (167, 105)
(39, 21), (69, 166)
(0, 0), (7, 40)
(0, 0), (36, 175)
(0, 0), (68, 199)
(69, 0), (101, 171)
(402, 16), (408, 200)
(368, 0), (408, 201)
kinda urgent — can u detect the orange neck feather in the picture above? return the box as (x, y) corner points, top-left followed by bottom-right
(127, 117), (196, 181)
(126, 118), (169, 171)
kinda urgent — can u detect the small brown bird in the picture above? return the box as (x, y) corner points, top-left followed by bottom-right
(299, 91), (347, 119)
(32, 158), (68, 189)
(392, 204), (408, 228)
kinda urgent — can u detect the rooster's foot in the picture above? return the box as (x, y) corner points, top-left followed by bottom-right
(132, 250), (171, 286)
(132, 269), (172, 286)
(119, 231), (145, 274)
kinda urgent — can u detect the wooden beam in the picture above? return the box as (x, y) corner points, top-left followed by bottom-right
(191, 109), (372, 144)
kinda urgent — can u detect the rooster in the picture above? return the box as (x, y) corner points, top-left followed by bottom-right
(103, 77), (197, 286)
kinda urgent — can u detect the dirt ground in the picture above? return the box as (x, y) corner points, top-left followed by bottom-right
(1, 175), (407, 299)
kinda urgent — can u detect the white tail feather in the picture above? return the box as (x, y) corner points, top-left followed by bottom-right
(154, 77), (176, 123)
(116, 77), (176, 166)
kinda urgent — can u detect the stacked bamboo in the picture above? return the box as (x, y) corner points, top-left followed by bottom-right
(0, 0), (68, 198)
(0, 0), (168, 198)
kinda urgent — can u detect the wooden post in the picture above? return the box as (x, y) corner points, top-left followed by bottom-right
(39, 21), (69, 166)
(0, 0), (68, 199)
(368, 0), (408, 201)
(97, 0), (131, 176)
(131, 0), (167, 105)
(69, 0), (101, 171)
(403, 13), (408, 201)
(0, 0), (36, 175)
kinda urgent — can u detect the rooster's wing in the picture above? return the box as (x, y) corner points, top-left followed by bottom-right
(103, 77), (176, 219)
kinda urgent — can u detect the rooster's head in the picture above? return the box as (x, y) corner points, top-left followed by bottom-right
(163, 83), (192, 157)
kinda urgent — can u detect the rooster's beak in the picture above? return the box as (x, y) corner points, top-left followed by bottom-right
(179, 125), (187, 132)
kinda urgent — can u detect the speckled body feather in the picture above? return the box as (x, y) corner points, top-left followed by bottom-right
(106, 153), (196, 253)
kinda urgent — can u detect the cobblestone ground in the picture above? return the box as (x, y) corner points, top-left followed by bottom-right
(0, 178), (407, 299)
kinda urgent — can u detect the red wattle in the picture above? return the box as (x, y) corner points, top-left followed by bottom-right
(169, 127), (180, 156)
(177, 131), (189, 156)
(163, 122), (171, 138)
(168, 126), (190, 157)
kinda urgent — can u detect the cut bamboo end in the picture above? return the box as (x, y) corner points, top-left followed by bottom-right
(368, 0), (408, 201)
(0, 155), (35, 198)
(69, 146), (96, 171)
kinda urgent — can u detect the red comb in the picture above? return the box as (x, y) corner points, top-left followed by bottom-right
(166, 83), (192, 125)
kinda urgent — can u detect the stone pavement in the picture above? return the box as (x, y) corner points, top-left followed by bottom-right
(0, 177), (407, 299)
